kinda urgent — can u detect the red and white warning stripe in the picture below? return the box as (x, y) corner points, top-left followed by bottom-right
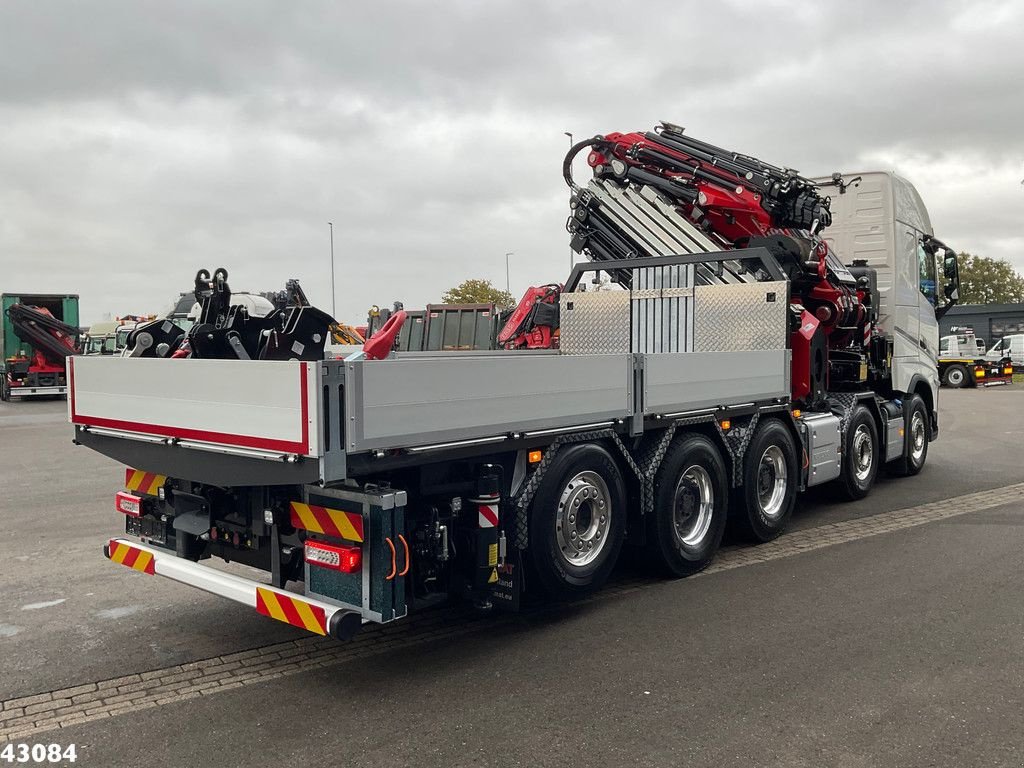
(478, 503), (499, 528)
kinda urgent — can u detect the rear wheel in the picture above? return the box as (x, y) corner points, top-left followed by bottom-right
(646, 434), (728, 577)
(893, 395), (929, 476)
(943, 364), (968, 388)
(729, 419), (798, 542)
(0, 376), (8, 402)
(527, 443), (627, 600)
(837, 405), (879, 500)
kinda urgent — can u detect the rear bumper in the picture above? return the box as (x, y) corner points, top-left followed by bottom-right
(9, 385), (66, 397)
(103, 538), (362, 640)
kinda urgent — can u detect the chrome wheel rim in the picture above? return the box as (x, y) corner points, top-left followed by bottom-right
(673, 465), (714, 547)
(756, 445), (788, 519)
(910, 411), (926, 462)
(853, 424), (874, 482)
(948, 368), (964, 385)
(555, 471), (611, 567)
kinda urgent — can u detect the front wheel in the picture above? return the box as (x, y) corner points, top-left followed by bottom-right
(646, 434), (728, 577)
(527, 443), (627, 600)
(837, 405), (879, 501)
(893, 395), (929, 476)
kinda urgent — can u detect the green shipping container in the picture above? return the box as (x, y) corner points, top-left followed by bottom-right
(397, 310), (426, 352)
(1, 293), (80, 360)
(423, 304), (497, 351)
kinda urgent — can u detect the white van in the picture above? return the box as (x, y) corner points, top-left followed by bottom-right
(985, 333), (1024, 362)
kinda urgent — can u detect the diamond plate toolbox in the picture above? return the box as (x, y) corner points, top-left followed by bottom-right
(559, 290), (630, 354)
(693, 281), (787, 352)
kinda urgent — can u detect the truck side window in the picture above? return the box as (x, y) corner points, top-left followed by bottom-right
(917, 242), (937, 306)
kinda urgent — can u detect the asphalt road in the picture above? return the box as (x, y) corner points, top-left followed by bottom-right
(2, 387), (1024, 766)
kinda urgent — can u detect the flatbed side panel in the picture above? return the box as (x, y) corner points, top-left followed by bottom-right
(70, 356), (320, 457)
(345, 354), (632, 451)
(643, 350), (789, 413)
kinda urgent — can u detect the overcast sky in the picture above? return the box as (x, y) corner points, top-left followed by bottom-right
(1, 0), (1022, 325)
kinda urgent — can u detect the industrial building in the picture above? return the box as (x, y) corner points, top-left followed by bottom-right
(939, 303), (1024, 346)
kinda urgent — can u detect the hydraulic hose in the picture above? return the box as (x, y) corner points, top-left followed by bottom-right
(563, 137), (604, 189)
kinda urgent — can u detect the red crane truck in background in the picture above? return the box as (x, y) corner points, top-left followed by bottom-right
(71, 122), (960, 641)
(1, 293), (79, 401)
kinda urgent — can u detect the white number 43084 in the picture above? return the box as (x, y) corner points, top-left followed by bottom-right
(0, 744), (76, 763)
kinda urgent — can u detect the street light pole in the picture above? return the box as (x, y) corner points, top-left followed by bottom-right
(505, 251), (514, 294)
(564, 132), (574, 272)
(328, 222), (336, 319)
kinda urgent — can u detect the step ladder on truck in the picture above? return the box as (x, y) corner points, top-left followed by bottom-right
(70, 123), (961, 640)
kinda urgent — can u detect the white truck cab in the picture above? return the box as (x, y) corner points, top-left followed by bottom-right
(816, 171), (959, 409)
(938, 328), (990, 387)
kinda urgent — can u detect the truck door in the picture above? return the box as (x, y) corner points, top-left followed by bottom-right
(891, 225), (937, 392)
(915, 235), (939, 357)
(1011, 335), (1023, 363)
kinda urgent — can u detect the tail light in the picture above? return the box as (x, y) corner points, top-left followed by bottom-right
(116, 491), (142, 517)
(974, 368), (985, 378)
(1004, 367), (1013, 375)
(305, 540), (362, 573)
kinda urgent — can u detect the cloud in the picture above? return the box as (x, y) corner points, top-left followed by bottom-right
(1, 0), (1022, 324)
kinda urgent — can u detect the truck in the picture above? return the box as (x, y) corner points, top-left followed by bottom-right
(2, 293), (79, 400)
(936, 327), (1012, 387)
(72, 123), (960, 641)
(82, 321), (121, 356)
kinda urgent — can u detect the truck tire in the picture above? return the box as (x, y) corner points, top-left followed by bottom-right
(837, 406), (879, 501)
(527, 443), (626, 600)
(0, 377), (7, 402)
(728, 419), (798, 543)
(892, 394), (929, 477)
(943, 364), (968, 388)
(646, 434), (728, 578)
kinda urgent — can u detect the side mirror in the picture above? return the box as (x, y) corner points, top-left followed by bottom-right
(943, 252), (959, 280)
(932, 245), (961, 321)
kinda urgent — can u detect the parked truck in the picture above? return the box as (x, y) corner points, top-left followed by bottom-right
(937, 327), (1012, 387)
(2, 293), (79, 400)
(73, 124), (960, 641)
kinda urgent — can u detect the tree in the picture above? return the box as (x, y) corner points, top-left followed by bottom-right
(441, 279), (515, 308)
(956, 252), (1024, 305)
